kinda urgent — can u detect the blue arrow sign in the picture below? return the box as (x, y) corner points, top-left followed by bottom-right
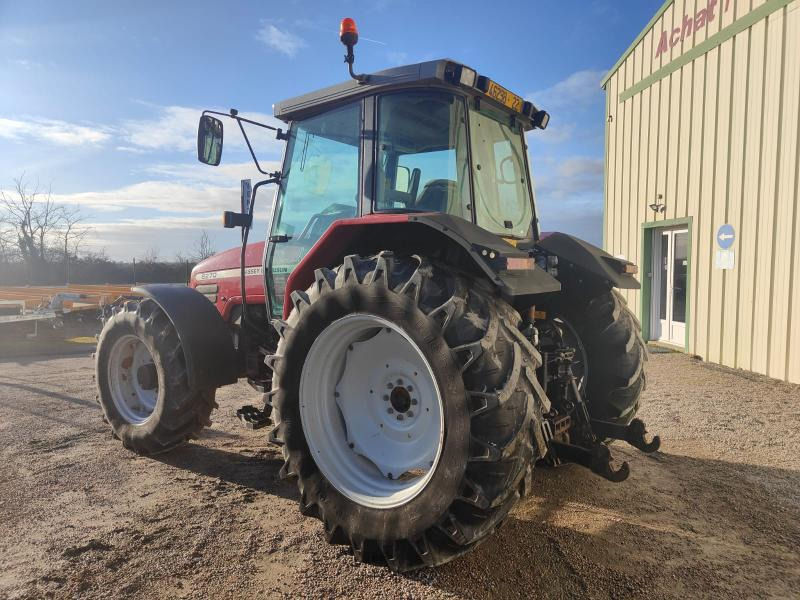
(717, 224), (735, 249)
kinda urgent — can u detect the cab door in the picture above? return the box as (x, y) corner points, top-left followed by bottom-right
(264, 102), (362, 317)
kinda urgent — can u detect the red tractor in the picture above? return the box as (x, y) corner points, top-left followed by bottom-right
(95, 19), (657, 571)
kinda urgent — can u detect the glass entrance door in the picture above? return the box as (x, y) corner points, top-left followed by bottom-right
(651, 228), (688, 346)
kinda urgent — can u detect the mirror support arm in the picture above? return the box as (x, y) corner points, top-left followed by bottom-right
(202, 109), (288, 175)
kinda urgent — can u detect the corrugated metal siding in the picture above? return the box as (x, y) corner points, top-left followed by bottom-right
(604, 0), (800, 383)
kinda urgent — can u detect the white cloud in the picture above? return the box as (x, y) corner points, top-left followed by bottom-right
(143, 160), (281, 186)
(120, 105), (284, 155)
(53, 180), (277, 259)
(535, 156), (604, 200)
(48, 160), (280, 214)
(0, 117), (112, 146)
(122, 106), (200, 152)
(84, 215), (229, 260)
(115, 145), (147, 154)
(527, 122), (575, 145)
(7, 58), (43, 69)
(256, 24), (306, 58)
(52, 180), (238, 214)
(528, 69), (606, 111)
(558, 157), (604, 179)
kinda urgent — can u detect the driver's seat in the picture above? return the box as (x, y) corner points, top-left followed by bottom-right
(415, 179), (457, 213)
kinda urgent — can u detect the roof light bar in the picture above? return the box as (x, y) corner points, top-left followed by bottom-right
(445, 62), (548, 129)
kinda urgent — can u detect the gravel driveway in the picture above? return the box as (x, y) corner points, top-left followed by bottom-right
(1, 350), (798, 599)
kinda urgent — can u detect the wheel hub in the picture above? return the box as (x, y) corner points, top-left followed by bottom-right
(136, 363), (158, 390)
(299, 314), (444, 508)
(389, 385), (412, 414)
(107, 335), (158, 425)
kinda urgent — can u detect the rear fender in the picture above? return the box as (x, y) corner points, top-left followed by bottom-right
(535, 232), (640, 290)
(133, 285), (240, 390)
(281, 213), (561, 319)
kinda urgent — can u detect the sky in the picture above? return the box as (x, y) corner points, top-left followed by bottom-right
(0, 0), (661, 261)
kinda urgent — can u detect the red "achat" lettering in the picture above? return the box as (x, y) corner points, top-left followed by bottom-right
(654, 0), (724, 59)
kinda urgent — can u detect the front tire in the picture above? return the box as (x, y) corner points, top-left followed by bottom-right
(268, 252), (547, 571)
(95, 298), (216, 455)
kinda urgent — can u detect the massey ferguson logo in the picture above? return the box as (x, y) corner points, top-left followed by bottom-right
(655, 0), (732, 58)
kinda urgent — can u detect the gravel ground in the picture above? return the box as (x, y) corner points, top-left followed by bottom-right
(1, 349), (798, 599)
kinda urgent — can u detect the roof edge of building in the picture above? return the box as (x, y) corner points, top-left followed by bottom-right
(600, 0), (675, 88)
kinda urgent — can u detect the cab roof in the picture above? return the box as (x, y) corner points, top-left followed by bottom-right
(273, 59), (541, 129)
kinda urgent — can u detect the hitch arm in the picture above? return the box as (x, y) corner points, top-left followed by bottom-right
(590, 418), (661, 454)
(550, 440), (630, 482)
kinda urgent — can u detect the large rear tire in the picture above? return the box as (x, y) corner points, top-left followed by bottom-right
(95, 298), (216, 455)
(268, 252), (547, 571)
(555, 289), (647, 425)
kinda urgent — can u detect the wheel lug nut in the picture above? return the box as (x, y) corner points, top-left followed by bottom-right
(387, 383), (393, 389)
(387, 408), (394, 414)
(396, 379), (403, 385)
(407, 410), (414, 417)
(411, 398), (418, 405)
(396, 414), (404, 420)
(407, 385), (413, 392)
(383, 395), (389, 401)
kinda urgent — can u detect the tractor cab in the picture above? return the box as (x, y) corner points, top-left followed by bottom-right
(265, 62), (547, 315)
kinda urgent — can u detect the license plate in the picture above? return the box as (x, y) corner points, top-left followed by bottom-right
(485, 80), (523, 112)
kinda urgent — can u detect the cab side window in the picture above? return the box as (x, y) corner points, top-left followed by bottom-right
(375, 91), (471, 220)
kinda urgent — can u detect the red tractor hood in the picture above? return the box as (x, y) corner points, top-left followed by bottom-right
(189, 242), (266, 321)
(191, 241), (265, 277)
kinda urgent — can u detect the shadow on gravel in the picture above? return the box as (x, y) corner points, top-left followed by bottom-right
(424, 453), (800, 600)
(154, 443), (298, 501)
(0, 380), (96, 408)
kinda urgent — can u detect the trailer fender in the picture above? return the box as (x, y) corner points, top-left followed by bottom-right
(133, 285), (240, 390)
(535, 232), (640, 290)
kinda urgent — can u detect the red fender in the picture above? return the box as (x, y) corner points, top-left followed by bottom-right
(282, 213), (410, 319)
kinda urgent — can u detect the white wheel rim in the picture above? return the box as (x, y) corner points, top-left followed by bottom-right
(299, 313), (445, 509)
(107, 334), (159, 425)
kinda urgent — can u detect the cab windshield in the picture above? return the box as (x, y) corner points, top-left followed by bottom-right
(469, 105), (532, 238)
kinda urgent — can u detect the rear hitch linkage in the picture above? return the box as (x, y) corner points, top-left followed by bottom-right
(590, 417), (661, 454)
(542, 344), (660, 483)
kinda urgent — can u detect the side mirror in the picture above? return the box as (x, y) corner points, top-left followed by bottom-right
(197, 115), (223, 165)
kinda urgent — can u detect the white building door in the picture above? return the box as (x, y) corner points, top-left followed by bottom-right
(651, 228), (688, 346)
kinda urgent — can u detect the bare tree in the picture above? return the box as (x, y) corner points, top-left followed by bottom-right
(193, 230), (215, 261)
(0, 174), (86, 268)
(59, 206), (91, 283)
(142, 246), (160, 263)
(0, 227), (16, 264)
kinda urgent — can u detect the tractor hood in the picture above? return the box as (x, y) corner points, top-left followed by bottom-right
(190, 241), (265, 284)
